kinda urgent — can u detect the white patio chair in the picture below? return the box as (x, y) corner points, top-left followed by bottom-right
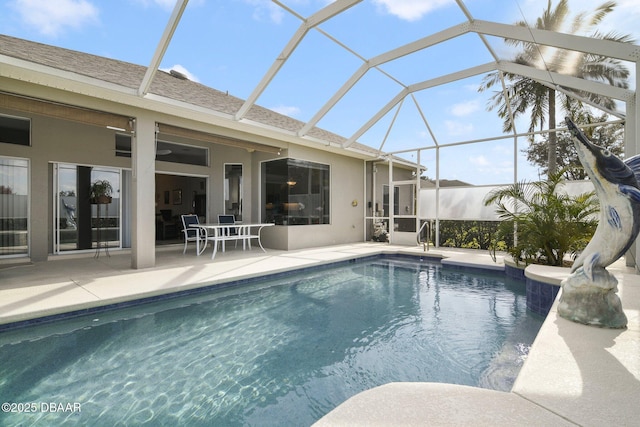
(181, 214), (204, 254)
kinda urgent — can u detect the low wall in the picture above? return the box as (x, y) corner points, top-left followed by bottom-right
(524, 264), (568, 316)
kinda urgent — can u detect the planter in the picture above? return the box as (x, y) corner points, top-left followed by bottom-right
(89, 180), (113, 205)
(524, 264), (569, 316)
(90, 196), (112, 205)
(525, 278), (560, 316)
(504, 256), (526, 280)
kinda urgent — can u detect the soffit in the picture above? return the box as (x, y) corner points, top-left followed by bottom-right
(157, 123), (280, 154)
(0, 91), (133, 131)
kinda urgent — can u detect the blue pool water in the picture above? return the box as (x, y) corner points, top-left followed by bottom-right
(0, 256), (543, 426)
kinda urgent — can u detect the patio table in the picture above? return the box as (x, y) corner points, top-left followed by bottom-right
(189, 223), (274, 259)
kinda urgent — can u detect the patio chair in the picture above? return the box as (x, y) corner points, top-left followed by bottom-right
(158, 209), (177, 240)
(181, 214), (203, 254)
(218, 214), (238, 251)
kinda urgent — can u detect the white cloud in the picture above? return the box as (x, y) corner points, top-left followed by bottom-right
(469, 155), (490, 167)
(450, 100), (480, 117)
(444, 120), (473, 136)
(463, 83), (480, 92)
(161, 64), (200, 83)
(271, 105), (301, 117)
(134, 0), (208, 11)
(243, 0), (285, 24)
(491, 144), (512, 156)
(372, 0), (454, 22)
(133, 0), (176, 10)
(152, 0), (177, 10)
(467, 155), (514, 181)
(11, 0), (99, 37)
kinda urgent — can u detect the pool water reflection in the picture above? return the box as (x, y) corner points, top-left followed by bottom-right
(0, 256), (543, 426)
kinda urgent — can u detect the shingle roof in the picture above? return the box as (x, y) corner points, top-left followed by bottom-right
(0, 34), (379, 156)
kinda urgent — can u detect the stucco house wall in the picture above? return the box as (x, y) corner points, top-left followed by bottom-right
(0, 34), (387, 267)
(1, 95), (368, 261)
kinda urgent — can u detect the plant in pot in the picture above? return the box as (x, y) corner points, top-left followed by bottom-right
(90, 179), (113, 204)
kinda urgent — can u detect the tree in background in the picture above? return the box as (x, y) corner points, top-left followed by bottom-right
(525, 110), (624, 180)
(478, 0), (632, 177)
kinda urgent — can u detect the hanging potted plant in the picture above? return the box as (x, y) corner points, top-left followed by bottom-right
(90, 179), (113, 204)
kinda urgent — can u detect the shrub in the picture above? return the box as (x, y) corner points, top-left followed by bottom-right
(483, 169), (598, 266)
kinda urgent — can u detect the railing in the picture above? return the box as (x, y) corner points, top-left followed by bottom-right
(417, 221), (430, 252)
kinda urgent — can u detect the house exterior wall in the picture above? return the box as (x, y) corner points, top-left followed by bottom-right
(1, 106), (132, 261)
(0, 102), (267, 261)
(1, 96), (368, 262)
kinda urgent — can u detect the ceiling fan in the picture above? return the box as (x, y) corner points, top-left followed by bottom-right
(156, 145), (172, 156)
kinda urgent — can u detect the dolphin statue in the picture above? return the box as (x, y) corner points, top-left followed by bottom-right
(565, 116), (640, 280)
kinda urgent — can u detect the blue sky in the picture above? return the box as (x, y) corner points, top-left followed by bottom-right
(2, 0), (639, 185)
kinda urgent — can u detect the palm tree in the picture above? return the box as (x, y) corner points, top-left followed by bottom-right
(478, 0), (633, 177)
(484, 169), (598, 266)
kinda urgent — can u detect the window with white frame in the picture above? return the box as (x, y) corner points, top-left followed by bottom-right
(0, 157), (29, 256)
(54, 164), (121, 253)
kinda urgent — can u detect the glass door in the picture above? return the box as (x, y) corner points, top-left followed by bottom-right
(0, 157), (29, 257)
(54, 164), (121, 253)
(224, 164), (242, 221)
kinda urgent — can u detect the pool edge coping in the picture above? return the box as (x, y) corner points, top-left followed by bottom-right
(2, 244), (637, 426)
(0, 248), (554, 332)
(0, 251), (449, 331)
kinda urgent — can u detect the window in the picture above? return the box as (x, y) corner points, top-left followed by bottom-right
(115, 134), (131, 157)
(115, 134), (208, 166)
(224, 164), (243, 221)
(0, 157), (29, 256)
(262, 158), (329, 225)
(54, 164), (121, 253)
(0, 114), (30, 146)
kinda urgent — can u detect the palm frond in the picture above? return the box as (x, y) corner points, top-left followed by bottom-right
(485, 169), (598, 266)
(477, 0), (631, 179)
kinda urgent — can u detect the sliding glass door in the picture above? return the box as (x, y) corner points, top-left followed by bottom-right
(0, 157), (29, 257)
(54, 163), (122, 253)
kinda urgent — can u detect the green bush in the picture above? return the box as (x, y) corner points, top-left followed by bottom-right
(438, 220), (504, 250)
(483, 169), (598, 266)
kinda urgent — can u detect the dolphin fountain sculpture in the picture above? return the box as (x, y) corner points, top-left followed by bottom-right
(559, 117), (640, 328)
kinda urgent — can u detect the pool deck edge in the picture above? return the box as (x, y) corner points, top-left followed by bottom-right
(313, 252), (640, 427)
(1, 243), (638, 425)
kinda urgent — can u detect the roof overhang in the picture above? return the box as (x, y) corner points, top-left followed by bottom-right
(0, 53), (381, 160)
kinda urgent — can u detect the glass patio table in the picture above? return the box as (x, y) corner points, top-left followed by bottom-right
(189, 222), (274, 259)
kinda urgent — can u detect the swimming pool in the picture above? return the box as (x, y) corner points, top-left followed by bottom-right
(0, 256), (543, 426)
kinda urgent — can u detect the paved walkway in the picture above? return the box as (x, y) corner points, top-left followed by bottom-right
(0, 243), (429, 326)
(1, 243), (638, 426)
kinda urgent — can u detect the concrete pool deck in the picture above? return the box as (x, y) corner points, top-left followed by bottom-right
(1, 243), (638, 426)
